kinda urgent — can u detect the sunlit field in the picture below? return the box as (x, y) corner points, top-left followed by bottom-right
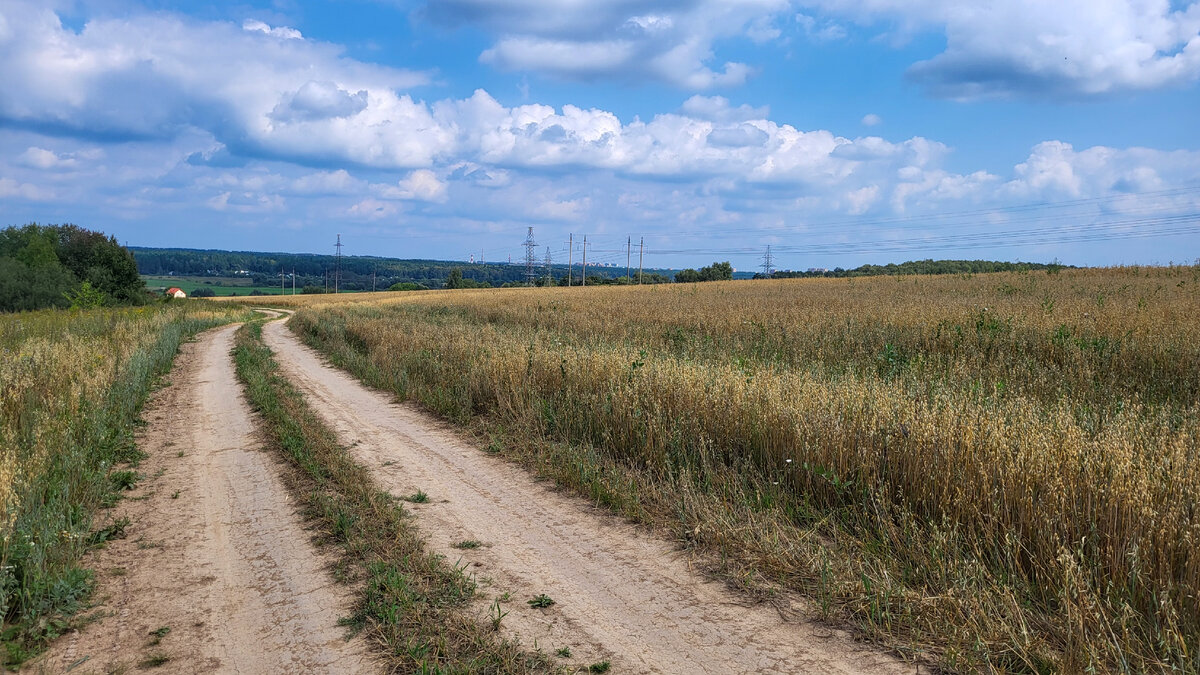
(273, 266), (1200, 672)
(0, 302), (248, 661)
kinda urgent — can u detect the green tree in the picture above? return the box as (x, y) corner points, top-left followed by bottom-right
(0, 224), (146, 312)
(53, 225), (144, 303)
(699, 261), (733, 281)
(0, 257), (75, 311)
(446, 268), (465, 289)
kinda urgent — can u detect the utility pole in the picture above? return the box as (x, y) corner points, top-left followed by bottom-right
(581, 235), (587, 287)
(281, 268), (285, 295)
(626, 237), (631, 282)
(544, 247), (553, 287)
(292, 267), (295, 295)
(334, 234), (343, 294)
(637, 237), (644, 284)
(372, 265), (376, 292)
(324, 268), (328, 293)
(761, 245), (774, 278)
(524, 227), (538, 286)
(567, 234), (573, 287)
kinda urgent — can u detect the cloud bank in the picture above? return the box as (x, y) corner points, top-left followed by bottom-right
(422, 0), (1200, 98)
(1, 1), (1197, 266)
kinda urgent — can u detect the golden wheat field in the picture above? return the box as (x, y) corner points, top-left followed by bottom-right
(259, 266), (1200, 673)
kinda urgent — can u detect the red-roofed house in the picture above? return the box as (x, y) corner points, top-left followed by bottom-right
(165, 287), (187, 299)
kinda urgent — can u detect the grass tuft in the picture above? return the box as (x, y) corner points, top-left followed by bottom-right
(527, 594), (555, 609)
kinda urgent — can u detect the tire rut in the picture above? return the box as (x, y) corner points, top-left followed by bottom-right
(37, 324), (372, 674)
(263, 317), (909, 675)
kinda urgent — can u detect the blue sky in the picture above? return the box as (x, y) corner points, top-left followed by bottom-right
(1, 0), (1198, 271)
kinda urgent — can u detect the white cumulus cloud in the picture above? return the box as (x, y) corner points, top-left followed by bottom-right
(18, 146), (78, 170)
(801, 0), (1200, 98)
(0, 1), (431, 165)
(378, 169), (449, 202)
(0, 177), (54, 200)
(429, 0), (789, 89)
(242, 19), (302, 40)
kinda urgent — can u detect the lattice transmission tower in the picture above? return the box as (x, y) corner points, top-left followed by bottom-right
(524, 227), (538, 285)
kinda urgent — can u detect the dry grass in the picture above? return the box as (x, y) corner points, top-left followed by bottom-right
(0, 301), (249, 664)
(286, 266), (1200, 673)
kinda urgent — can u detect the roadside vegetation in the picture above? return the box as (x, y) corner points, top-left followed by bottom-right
(0, 303), (249, 665)
(285, 265), (1200, 673)
(232, 319), (555, 673)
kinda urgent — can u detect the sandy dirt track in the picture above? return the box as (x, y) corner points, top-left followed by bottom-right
(263, 317), (909, 674)
(38, 323), (371, 674)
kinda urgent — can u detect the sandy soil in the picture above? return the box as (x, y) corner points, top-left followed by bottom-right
(36, 323), (371, 674)
(263, 318), (911, 674)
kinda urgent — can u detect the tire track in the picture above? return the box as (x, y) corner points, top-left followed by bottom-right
(39, 324), (372, 674)
(263, 317), (908, 674)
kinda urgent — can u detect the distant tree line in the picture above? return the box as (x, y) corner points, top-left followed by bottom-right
(131, 247), (676, 290)
(131, 247), (1070, 295)
(1, 224), (147, 312)
(755, 259), (1068, 280)
(438, 267), (677, 289)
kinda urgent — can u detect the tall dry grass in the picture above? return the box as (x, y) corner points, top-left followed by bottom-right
(289, 266), (1200, 672)
(0, 302), (247, 663)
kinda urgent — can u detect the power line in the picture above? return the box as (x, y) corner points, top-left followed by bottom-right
(626, 237), (631, 281)
(638, 237), (644, 284)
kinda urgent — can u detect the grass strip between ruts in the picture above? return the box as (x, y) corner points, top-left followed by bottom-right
(232, 319), (555, 674)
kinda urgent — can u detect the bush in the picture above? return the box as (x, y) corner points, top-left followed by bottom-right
(190, 288), (216, 298)
(388, 282), (429, 292)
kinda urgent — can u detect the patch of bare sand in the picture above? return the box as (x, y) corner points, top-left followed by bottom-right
(35, 324), (372, 674)
(263, 317), (912, 675)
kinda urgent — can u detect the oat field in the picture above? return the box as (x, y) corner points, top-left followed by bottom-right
(279, 266), (1200, 672)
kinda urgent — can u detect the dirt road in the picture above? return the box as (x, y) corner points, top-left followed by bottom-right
(39, 324), (371, 674)
(263, 318), (908, 674)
